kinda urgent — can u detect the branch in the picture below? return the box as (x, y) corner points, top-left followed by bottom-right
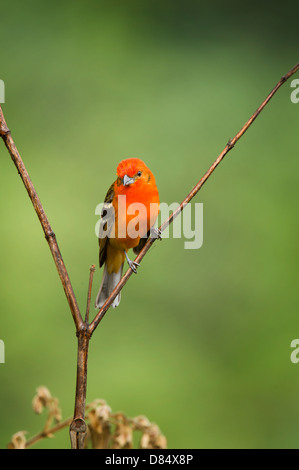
(25, 417), (73, 448)
(0, 107), (83, 333)
(0, 107), (87, 447)
(88, 61), (299, 335)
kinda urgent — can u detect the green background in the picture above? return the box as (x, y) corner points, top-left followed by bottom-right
(0, 0), (299, 449)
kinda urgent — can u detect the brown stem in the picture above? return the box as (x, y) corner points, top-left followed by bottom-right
(70, 264), (95, 448)
(0, 107), (83, 333)
(70, 327), (89, 449)
(0, 106), (88, 448)
(25, 417), (73, 448)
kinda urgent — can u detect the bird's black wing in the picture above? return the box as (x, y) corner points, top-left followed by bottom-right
(133, 230), (151, 255)
(99, 182), (115, 267)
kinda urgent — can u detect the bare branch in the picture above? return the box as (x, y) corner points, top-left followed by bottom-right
(69, 328), (89, 448)
(0, 106), (83, 333)
(25, 417), (73, 449)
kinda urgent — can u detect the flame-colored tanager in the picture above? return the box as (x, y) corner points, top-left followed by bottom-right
(95, 158), (160, 308)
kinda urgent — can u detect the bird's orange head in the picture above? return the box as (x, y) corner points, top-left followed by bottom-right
(116, 158), (156, 187)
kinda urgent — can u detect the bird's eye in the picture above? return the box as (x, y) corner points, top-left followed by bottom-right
(137, 171), (142, 177)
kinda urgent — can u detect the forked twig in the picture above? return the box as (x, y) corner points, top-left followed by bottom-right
(1, 61), (298, 448)
(0, 109), (83, 333)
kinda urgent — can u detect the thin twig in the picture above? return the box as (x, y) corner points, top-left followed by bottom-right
(85, 265), (96, 324)
(88, 61), (299, 335)
(25, 417), (73, 448)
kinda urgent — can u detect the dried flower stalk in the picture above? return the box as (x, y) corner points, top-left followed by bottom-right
(7, 387), (167, 450)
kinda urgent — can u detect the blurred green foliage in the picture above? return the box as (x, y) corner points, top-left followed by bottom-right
(0, 0), (299, 449)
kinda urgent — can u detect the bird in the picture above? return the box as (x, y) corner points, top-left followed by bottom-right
(95, 158), (160, 309)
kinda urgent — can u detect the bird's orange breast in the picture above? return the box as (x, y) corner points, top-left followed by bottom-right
(110, 177), (159, 251)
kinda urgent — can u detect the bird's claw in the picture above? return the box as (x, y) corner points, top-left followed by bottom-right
(125, 251), (140, 273)
(151, 227), (162, 240)
(128, 260), (139, 273)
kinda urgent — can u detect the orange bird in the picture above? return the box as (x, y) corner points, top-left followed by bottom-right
(95, 158), (160, 309)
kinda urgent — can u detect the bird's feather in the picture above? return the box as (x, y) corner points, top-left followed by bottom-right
(95, 262), (123, 309)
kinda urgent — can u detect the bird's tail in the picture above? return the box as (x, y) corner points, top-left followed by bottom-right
(95, 263), (124, 309)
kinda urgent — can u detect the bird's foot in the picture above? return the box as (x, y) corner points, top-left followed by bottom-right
(151, 227), (162, 240)
(125, 251), (140, 274)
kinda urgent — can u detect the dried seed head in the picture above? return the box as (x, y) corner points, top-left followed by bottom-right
(32, 386), (52, 414)
(112, 422), (133, 449)
(140, 424), (167, 449)
(32, 386), (61, 425)
(87, 400), (111, 434)
(86, 400), (112, 449)
(140, 430), (150, 449)
(51, 397), (62, 423)
(133, 415), (151, 430)
(97, 403), (111, 422)
(154, 433), (167, 449)
(7, 431), (27, 449)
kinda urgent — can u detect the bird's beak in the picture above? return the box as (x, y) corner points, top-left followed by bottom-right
(123, 174), (135, 186)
